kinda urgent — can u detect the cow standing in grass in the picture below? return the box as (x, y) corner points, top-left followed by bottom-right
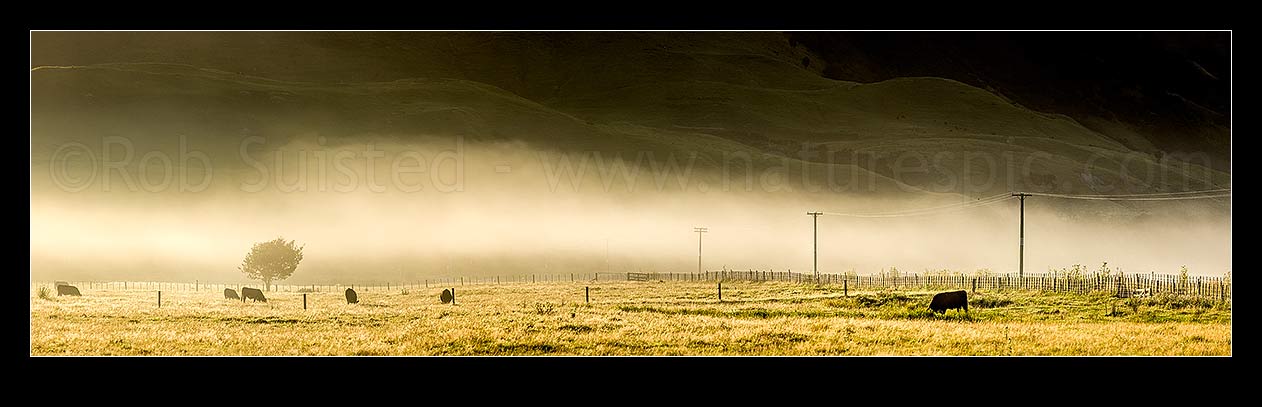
(345, 288), (358, 304)
(224, 288), (240, 300)
(929, 290), (968, 314)
(241, 287), (267, 302)
(56, 284), (81, 296)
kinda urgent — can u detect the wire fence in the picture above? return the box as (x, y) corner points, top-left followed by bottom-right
(30, 273), (622, 295)
(30, 270), (1231, 302)
(630, 270), (1231, 302)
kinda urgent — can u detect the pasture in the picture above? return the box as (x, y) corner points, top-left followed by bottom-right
(29, 281), (1231, 355)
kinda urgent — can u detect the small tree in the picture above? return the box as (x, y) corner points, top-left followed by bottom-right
(239, 237), (304, 291)
(1066, 264), (1084, 281)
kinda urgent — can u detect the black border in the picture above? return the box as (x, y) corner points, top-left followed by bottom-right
(24, 10), (1236, 388)
(21, 5), (1236, 30)
(23, 356), (1236, 388)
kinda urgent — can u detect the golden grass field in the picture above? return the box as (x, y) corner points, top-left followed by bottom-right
(29, 281), (1231, 356)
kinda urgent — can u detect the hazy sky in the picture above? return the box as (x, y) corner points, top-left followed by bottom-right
(29, 136), (1231, 282)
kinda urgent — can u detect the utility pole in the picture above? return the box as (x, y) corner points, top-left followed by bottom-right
(1012, 193), (1030, 278)
(694, 227), (708, 275)
(807, 212), (822, 282)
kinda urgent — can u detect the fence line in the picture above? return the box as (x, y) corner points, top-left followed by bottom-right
(30, 273), (618, 295)
(29, 271), (1231, 302)
(628, 270), (1231, 302)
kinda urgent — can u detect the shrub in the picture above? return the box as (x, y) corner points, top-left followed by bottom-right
(37, 286), (52, 300)
(1097, 262), (1111, 277)
(534, 302), (557, 315)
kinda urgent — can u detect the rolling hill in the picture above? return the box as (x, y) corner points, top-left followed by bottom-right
(31, 32), (1230, 206)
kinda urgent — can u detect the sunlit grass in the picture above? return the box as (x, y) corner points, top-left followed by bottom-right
(29, 282), (1230, 356)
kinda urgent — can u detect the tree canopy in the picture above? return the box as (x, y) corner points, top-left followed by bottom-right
(240, 237), (304, 291)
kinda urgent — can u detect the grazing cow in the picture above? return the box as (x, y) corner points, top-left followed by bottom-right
(56, 284), (81, 296)
(345, 288), (359, 304)
(929, 290), (968, 314)
(224, 288), (240, 300)
(54, 281), (69, 288)
(440, 289), (453, 304)
(241, 287), (267, 302)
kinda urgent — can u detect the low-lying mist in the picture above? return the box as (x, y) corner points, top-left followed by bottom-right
(30, 136), (1232, 284)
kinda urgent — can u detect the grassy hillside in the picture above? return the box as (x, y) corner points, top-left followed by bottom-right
(31, 62), (1227, 202)
(30, 63), (918, 196)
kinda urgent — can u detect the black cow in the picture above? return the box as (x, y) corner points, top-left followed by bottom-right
(224, 288), (240, 300)
(929, 290), (968, 314)
(440, 289), (453, 304)
(56, 284), (81, 296)
(345, 288), (358, 304)
(241, 287), (267, 302)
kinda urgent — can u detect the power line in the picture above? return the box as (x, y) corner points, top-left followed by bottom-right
(827, 194), (1010, 216)
(1007, 188), (1228, 279)
(1044, 188), (1231, 197)
(1023, 191), (1230, 201)
(823, 194), (1014, 218)
(822, 188), (1230, 218)
(810, 188), (1228, 281)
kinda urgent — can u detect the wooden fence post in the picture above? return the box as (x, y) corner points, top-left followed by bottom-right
(718, 282), (722, 302)
(844, 279), (848, 297)
(303, 294), (307, 310)
(586, 286), (590, 304)
(158, 291), (161, 308)
(972, 278), (977, 293)
(451, 288), (456, 305)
